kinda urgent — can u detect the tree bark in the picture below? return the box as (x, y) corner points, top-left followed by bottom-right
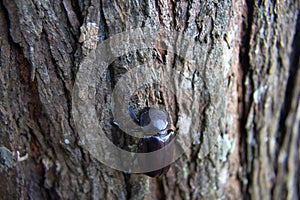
(0, 0), (298, 199)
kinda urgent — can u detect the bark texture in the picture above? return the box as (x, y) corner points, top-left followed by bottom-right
(0, 0), (298, 199)
(240, 1), (300, 199)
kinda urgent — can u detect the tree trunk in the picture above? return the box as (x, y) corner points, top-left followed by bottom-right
(0, 0), (298, 199)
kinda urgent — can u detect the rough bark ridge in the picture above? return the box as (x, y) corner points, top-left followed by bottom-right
(0, 0), (298, 199)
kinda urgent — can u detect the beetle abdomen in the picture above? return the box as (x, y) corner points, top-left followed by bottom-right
(137, 130), (176, 177)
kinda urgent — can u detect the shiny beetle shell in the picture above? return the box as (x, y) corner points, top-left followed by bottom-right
(137, 129), (176, 177)
(128, 105), (176, 177)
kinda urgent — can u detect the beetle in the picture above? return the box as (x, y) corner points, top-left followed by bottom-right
(128, 105), (176, 177)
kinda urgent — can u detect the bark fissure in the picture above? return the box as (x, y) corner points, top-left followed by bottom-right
(273, 11), (300, 200)
(278, 12), (300, 140)
(239, 0), (255, 199)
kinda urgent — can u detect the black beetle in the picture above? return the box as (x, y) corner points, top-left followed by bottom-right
(128, 105), (176, 177)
